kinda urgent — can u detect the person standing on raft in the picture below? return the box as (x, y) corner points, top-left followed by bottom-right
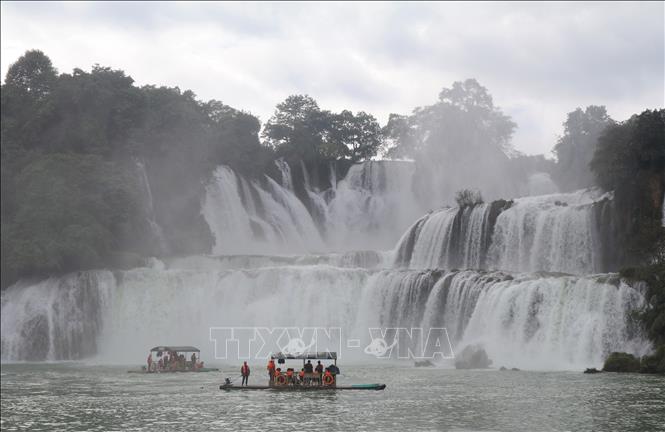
(190, 352), (197, 370)
(267, 359), (275, 385)
(147, 352), (153, 372)
(315, 361), (324, 385)
(241, 361), (251, 386)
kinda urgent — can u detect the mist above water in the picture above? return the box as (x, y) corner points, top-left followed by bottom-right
(0, 160), (644, 370)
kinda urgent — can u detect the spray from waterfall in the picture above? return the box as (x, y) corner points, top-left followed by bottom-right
(1, 266), (648, 369)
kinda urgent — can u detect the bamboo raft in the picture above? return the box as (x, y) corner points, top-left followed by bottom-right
(128, 368), (219, 374)
(219, 352), (386, 391)
(220, 383), (386, 391)
(129, 345), (218, 374)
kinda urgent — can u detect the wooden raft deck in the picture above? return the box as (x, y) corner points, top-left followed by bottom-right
(220, 383), (386, 391)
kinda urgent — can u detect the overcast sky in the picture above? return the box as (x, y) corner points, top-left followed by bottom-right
(1, 1), (663, 156)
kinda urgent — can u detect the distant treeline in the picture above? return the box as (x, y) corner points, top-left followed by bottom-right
(1, 50), (663, 289)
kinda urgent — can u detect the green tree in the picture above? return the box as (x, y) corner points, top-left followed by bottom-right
(553, 105), (613, 191)
(384, 78), (515, 159)
(383, 79), (516, 204)
(329, 110), (383, 162)
(263, 95), (383, 164)
(44, 65), (145, 155)
(2, 50), (59, 155)
(263, 95), (332, 162)
(4, 49), (57, 101)
(204, 99), (274, 177)
(591, 109), (665, 264)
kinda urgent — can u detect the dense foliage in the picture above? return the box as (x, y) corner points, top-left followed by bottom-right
(1, 51), (388, 288)
(263, 94), (383, 165)
(591, 109), (665, 265)
(590, 110), (665, 370)
(552, 106), (614, 192)
(0, 50), (275, 287)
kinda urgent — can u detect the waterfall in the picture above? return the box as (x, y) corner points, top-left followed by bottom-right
(1, 272), (115, 361)
(1, 266), (648, 369)
(299, 160), (331, 232)
(201, 165), (324, 254)
(1, 159), (639, 371)
(135, 160), (168, 254)
(329, 161), (337, 192)
(396, 190), (609, 275)
(275, 158), (293, 191)
(325, 160), (424, 250)
(202, 166), (257, 254)
(202, 161), (425, 254)
(488, 191), (604, 274)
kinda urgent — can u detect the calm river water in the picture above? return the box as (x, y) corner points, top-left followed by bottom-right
(1, 363), (664, 431)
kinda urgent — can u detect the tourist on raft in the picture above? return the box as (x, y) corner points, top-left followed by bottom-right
(267, 359), (276, 384)
(241, 361), (251, 386)
(315, 361), (324, 385)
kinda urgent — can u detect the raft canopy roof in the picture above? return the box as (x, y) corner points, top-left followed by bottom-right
(150, 346), (200, 353)
(271, 352), (337, 360)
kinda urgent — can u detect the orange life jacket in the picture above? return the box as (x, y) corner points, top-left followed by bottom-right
(299, 370), (305, 378)
(324, 370), (332, 377)
(267, 360), (275, 371)
(286, 369), (294, 377)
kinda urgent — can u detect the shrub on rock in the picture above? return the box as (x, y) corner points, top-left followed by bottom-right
(603, 352), (640, 372)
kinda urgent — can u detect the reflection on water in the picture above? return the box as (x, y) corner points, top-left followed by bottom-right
(1, 363), (664, 431)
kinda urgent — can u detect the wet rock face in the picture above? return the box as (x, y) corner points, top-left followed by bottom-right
(603, 352), (641, 372)
(454, 344), (492, 369)
(18, 315), (50, 361)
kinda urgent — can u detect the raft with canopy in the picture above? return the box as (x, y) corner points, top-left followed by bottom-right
(128, 346), (219, 373)
(219, 352), (386, 391)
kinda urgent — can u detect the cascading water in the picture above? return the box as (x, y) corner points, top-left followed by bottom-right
(2, 159), (643, 370)
(298, 160), (331, 235)
(358, 269), (647, 369)
(1, 265), (648, 369)
(274, 158), (293, 191)
(203, 161), (425, 254)
(488, 192), (603, 274)
(1, 272), (114, 361)
(396, 189), (610, 275)
(324, 160), (425, 250)
(202, 165), (324, 254)
(135, 160), (168, 254)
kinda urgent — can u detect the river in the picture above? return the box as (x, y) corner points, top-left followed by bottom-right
(1, 363), (664, 431)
